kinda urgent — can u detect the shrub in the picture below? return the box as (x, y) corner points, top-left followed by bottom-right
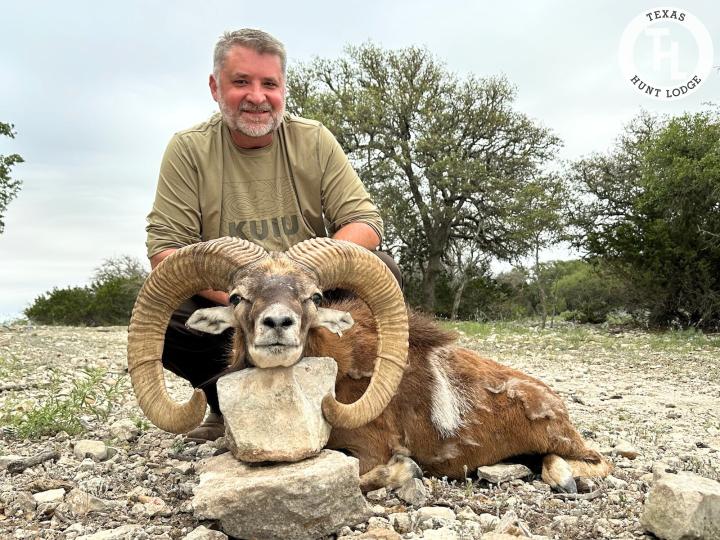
(25, 256), (148, 326)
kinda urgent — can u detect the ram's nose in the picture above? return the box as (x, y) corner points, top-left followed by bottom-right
(258, 303), (299, 333)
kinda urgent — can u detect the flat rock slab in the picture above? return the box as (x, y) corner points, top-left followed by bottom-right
(217, 356), (337, 462)
(477, 463), (532, 483)
(641, 470), (720, 540)
(193, 450), (369, 540)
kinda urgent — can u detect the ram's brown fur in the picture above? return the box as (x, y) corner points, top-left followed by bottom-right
(222, 292), (611, 490)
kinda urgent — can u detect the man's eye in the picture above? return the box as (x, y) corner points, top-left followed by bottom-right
(229, 294), (242, 306)
(233, 80), (247, 85)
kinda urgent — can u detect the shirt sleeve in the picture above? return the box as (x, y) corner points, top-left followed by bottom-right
(145, 134), (203, 258)
(317, 126), (384, 242)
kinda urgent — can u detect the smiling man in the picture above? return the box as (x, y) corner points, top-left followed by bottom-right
(145, 29), (399, 441)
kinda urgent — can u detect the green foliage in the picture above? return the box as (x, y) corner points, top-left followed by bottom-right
(569, 108), (720, 329)
(25, 256), (148, 326)
(0, 121), (24, 234)
(287, 44), (561, 312)
(25, 286), (95, 325)
(3, 368), (125, 439)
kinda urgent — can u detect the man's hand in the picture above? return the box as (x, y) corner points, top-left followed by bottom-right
(332, 222), (380, 251)
(150, 248), (230, 306)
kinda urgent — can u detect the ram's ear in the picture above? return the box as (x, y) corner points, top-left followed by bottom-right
(186, 306), (235, 334)
(313, 307), (354, 336)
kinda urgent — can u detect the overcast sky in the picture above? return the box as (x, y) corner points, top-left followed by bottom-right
(0, 0), (717, 320)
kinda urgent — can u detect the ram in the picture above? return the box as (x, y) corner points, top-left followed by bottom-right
(127, 237), (611, 493)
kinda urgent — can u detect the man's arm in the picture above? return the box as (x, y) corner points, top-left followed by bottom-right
(332, 222), (380, 251)
(150, 248), (229, 305)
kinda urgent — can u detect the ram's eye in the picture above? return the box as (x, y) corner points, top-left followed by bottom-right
(311, 293), (323, 306)
(229, 293), (242, 306)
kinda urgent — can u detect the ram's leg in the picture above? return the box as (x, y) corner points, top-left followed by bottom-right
(359, 454), (423, 492)
(541, 454), (577, 493)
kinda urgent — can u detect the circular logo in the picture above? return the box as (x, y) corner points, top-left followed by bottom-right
(618, 7), (714, 100)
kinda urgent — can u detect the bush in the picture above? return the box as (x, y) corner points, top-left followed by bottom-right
(554, 262), (627, 323)
(25, 256), (148, 326)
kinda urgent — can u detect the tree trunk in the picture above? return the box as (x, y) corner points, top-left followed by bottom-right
(421, 252), (443, 313)
(450, 278), (468, 321)
(535, 242), (548, 330)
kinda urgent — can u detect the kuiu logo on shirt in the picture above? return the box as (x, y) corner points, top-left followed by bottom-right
(228, 214), (300, 240)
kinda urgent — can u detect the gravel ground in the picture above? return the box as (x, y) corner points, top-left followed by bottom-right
(1, 321), (719, 539)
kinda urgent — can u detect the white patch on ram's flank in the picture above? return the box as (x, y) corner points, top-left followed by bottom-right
(429, 346), (469, 438)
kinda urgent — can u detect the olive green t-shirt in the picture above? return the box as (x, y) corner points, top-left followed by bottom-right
(146, 113), (383, 257)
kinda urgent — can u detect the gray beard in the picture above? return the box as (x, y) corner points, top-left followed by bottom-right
(218, 97), (285, 138)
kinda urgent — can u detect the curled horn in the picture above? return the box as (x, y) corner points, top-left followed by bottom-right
(287, 238), (408, 429)
(127, 238), (267, 433)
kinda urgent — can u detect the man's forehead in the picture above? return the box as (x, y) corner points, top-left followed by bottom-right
(222, 45), (283, 70)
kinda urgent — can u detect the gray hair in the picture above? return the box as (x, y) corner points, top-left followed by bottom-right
(213, 29), (286, 79)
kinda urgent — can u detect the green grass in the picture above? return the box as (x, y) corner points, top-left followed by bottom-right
(2, 367), (126, 439)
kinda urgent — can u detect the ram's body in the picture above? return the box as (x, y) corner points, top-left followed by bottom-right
(303, 300), (608, 488)
(130, 239), (611, 493)
(191, 264), (611, 492)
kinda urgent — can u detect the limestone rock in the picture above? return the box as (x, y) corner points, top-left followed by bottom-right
(73, 440), (108, 461)
(416, 505), (456, 525)
(423, 528), (459, 539)
(182, 525), (228, 539)
(65, 488), (117, 516)
(76, 525), (143, 540)
(388, 512), (412, 533)
(477, 463), (532, 484)
(109, 419), (140, 442)
(613, 440), (640, 459)
(217, 357), (337, 462)
(193, 450), (369, 540)
(395, 477), (427, 507)
(641, 470), (720, 540)
(0, 454), (23, 470)
(32, 488), (65, 504)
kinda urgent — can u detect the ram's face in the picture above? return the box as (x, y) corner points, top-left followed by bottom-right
(186, 255), (354, 368)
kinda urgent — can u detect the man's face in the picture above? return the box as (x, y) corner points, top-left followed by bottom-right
(210, 45), (285, 142)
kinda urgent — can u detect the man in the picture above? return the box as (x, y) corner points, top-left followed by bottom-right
(146, 29), (400, 441)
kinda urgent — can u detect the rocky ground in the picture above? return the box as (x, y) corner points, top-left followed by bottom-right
(0, 321), (718, 539)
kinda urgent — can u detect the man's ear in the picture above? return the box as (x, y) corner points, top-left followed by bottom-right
(209, 73), (219, 102)
(312, 307), (354, 336)
(186, 306), (234, 334)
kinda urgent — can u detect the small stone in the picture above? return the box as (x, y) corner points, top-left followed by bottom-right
(75, 524), (143, 540)
(182, 525), (228, 539)
(168, 459), (194, 475)
(109, 419), (140, 441)
(477, 463), (532, 483)
(353, 530), (401, 540)
(666, 411), (682, 419)
(0, 454), (23, 470)
(65, 488), (117, 516)
(416, 505), (456, 525)
(605, 475), (628, 489)
(388, 512), (412, 534)
(32, 488), (65, 504)
(366, 487), (387, 501)
(423, 527), (459, 539)
(367, 516), (392, 530)
(78, 458), (95, 471)
(456, 506), (481, 522)
(73, 440), (108, 461)
(613, 440), (639, 459)
(395, 477), (427, 507)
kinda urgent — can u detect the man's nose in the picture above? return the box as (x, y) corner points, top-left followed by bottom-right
(244, 83), (266, 104)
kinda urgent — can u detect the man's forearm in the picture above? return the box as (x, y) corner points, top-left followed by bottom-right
(149, 248), (229, 306)
(332, 222), (380, 251)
